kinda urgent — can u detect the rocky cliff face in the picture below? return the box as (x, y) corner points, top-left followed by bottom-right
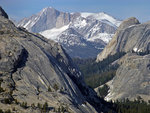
(17, 7), (77, 33)
(96, 17), (150, 102)
(0, 7), (111, 113)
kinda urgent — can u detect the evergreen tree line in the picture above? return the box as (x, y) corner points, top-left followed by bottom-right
(108, 97), (150, 113)
(73, 52), (126, 88)
(98, 84), (109, 98)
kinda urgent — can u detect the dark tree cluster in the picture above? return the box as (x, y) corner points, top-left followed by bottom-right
(98, 84), (109, 98)
(73, 52), (126, 88)
(0, 109), (12, 113)
(85, 70), (116, 88)
(108, 98), (150, 113)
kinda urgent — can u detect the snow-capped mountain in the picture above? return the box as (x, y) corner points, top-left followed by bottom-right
(69, 15), (117, 43)
(17, 7), (78, 33)
(80, 12), (121, 27)
(17, 7), (121, 58)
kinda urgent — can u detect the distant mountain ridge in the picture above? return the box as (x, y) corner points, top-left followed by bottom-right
(17, 7), (121, 58)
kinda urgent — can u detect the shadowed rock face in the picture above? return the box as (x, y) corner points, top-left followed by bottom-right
(0, 7), (8, 19)
(0, 7), (111, 113)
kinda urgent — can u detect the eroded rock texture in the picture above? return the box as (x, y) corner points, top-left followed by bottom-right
(0, 7), (110, 113)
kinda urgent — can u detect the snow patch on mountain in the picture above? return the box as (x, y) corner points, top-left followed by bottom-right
(40, 25), (69, 41)
(87, 33), (114, 43)
(73, 17), (87, 28)
(80, 13), (94, 18)
(81, 12), (121, 27)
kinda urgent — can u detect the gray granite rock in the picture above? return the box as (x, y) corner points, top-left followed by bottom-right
(96, 17), (150, 102)
(0, 7), (111, 113)
(96, 17), (150, 62)
(105, 54), (150, 102)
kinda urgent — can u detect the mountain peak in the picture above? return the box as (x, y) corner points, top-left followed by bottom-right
(40, 7), (58, 13)
(0, 6), (8, 19)
(37, 7), (60, 17)
(42, 7), (56, 11)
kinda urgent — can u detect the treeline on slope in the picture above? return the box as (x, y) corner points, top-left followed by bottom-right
(108, 97), (150, 113)
(85, 70), (116, 88)
(73, 52), (126, 88)
(97, 84), (109, 98)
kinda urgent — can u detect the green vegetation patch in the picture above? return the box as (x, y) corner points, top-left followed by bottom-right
(98, 84), (109, 98)
(73, 52), (126, 88)
(109, 97), (150, 113)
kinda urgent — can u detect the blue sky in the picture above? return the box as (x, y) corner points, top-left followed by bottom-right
(0, 0), (150, 22)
